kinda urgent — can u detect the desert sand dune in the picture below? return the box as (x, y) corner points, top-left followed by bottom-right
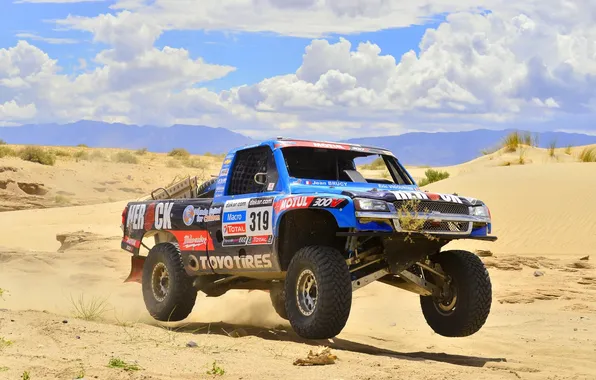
(1, 144), (596, 379)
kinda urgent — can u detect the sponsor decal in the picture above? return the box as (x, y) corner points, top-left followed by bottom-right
(224, 223), (247, 235)
(223, 158), (232, 165)
(274, 196), (345, 212)
(219, 168), (229, 176)
(377, 183), (417, 190)
(123, 236), (140, 248)
(217, 177), (227, 185)
(312, 142), (349, 150)
(267, 183), (275, 191)
(170, 230), (214, 251)
(248, 197), (274, 208)
(223, 211), (246, 223)
(126, 201), (173, 230)
(193, 205), (222, 223)
(182, 205), (195, 226)
(392, 191), (463, 204)
(194, 253), (273, 270)
(299, 179), (348, 187)
(222, 236), (248, 246)
(247, 235), (273, 245)
(224, 199), (249, 211)
(214, 189), (224, 197)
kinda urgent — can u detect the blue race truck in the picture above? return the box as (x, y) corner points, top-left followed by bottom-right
(120, 138), (496, 340)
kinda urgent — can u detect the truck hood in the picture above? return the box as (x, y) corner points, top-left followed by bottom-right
(288, 179), (484, 206)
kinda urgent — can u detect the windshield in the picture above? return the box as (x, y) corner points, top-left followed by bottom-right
(280, 147), (413, 185)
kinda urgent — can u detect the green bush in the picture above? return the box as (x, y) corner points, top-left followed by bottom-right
(0, 146), (17, 158)
(112, 151), (139, 164)
(18, 146), (56, 166)
(418, 169), (450, 187)
(360, 157), (385, 170)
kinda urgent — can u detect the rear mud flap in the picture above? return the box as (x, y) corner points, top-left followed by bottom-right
(124, 255), (146, 283)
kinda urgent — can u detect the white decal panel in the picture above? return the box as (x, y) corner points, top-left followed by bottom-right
(221, 197), (275, 246)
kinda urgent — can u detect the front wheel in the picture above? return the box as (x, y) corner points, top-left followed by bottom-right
(142, 242), (197, 321)
(420, 250), (492, 337)
(284, 245), (352, 339)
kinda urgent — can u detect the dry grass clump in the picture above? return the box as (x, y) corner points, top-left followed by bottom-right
(18, 146), (56, 166)
(548, 140), (557, 158)
(168, 148), (190, 159)
(502, 131), (538, 152)
(135, 147), (148, 155)
(578, 147), (596, 162)
(112, 151), (139, 164)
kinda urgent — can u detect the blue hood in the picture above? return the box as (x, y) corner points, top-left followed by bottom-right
(289, 179), (419, 197)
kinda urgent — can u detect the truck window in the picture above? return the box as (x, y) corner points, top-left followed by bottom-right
(281, 147), (412, 185)
(228, 146), (276, 195)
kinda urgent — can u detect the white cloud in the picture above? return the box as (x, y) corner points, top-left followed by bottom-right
(15, 0), (103, 3)
(2, 0), (596, 138)
(15, 33), (79, 45)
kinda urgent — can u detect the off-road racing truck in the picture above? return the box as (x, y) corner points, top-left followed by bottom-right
(120, 138), (496, 340)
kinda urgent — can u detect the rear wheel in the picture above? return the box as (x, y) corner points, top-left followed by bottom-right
(269, 283), (288, 320)
(284, 245), (352, 339)
(420, 250), (492, 337)
(142, 242), (197, 321)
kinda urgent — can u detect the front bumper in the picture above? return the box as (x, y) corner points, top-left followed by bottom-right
(354, 210), (493, 238)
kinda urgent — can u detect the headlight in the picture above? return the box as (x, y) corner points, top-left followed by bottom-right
(354, 198), (390, 212)
(471, 204), (490, 218)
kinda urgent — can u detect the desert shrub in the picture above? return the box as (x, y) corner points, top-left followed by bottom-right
(18, 146), (56, 166)
(518, 148), (527, 164)
(53, 149), (71, 157)
(135, 147), (148, 155)
(77, 143), (88, 148)
(548, 140), (557, 157)
(481, 146), (499, 155)
(565, 145), (573, 155)
(0, 139), (6, 145)
(204, 152), (226, 159)
(578, 147), (596, 162)
(0, 146), (17, 158)
(112, 151), (139, 164)
(361, 157), (385, 170)
(89, 150), (107, 161)
(73, 150), (89, 160)
(166, 159), (182, 168)
(168, 148), (190, 159)
(418, 168), (450, 187)
(183, 158), (208, 169)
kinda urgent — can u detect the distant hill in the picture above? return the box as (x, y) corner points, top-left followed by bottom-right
(0, 121), (255, 155)
(2, 121), (596, 166)
(343, 129), (596, 166)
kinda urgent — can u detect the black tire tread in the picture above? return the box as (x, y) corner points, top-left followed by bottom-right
(285, 245), (352, 339)
(142, 242), (197, 322)
(269, 285), (288, 320)
(420, 249), (492, 337)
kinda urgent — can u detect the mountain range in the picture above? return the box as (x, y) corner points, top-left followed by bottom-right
(2, 121), (596, 166)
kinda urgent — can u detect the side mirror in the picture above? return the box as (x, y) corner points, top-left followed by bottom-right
(254, 172), (267, 185)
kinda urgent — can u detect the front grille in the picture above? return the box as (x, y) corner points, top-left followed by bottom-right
(394, 200), (469, 215)
(422, 220), (470, 232)
(394, 200), (471, 234)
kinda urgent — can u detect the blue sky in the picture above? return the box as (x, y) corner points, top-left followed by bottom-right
(0, 0), (594, 138)
(0, 0), (442, 91)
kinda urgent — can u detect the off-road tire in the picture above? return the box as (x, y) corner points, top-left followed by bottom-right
(284, 245), (352, 339)
(196, 178), (217, 197)
(420, 250), (492, 337)
(142, 242), (197, 321)
(270, 284), (288, 320)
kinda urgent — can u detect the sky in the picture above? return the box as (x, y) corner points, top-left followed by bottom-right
(0, 0), (595, 140)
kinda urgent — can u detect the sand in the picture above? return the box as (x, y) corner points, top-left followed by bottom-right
(1, 143), (595, 380)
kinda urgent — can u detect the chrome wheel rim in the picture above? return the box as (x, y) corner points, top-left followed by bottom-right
(151, 262), (170, 302)
(434, 278), (458, 315)
(296, 269), (318, 316)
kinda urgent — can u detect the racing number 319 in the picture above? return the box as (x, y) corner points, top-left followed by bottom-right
(249, 210), (270, 232)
